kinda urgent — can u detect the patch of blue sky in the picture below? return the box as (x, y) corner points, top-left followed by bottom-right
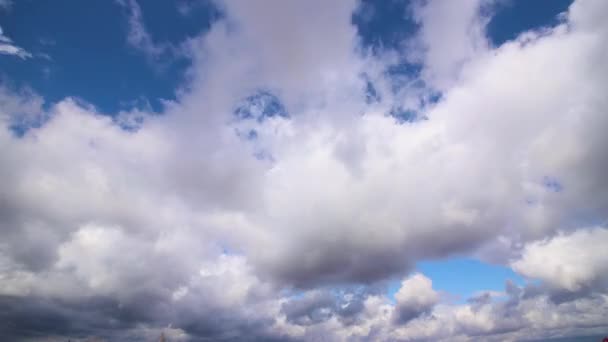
(384, 63), (438, 124)
(389, 107), (425, 124)
(0, 0), (220, 114)
(8, 116), (44, 137)
(7, 112), (48, 137)
(387, 257), (525, 304)
(542, 176), (564, 193)
(234, 90), (288, 122)
(364, 79), (381, 104)
(352, 0), (416, 53)
(385, 62), (423, 94)
(486, 0), (574, 46)
(231, 90), (286, 162)
(135, 0), (221, 43)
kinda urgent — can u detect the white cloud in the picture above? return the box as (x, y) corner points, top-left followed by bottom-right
(512, 228), (608, 292)
(0, 25), (32, 59)
(116, 0), (159, 55)
(1, 0), (608, 340)
(393, 273), (439, 324)
(408, 0), (492, 90)
(115, 0), (176, 64)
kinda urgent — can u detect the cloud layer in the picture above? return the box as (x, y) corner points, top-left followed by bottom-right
(1, 0), (608, 340)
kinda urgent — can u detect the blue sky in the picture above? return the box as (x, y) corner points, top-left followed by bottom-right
(416, 258), (524, 300)
(1, 0), (572, 114)
(0, 0), (220, 112)
(2, 1), (608, 341)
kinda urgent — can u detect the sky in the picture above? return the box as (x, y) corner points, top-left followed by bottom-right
(0, 0), (607, 341)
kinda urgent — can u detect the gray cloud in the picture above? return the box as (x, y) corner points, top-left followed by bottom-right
(1, 0), (608, 340)
(392, 274), (438, 325)
(512, 228), (608, 303)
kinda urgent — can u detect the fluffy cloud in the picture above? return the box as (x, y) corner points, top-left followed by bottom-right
(512, 228), (608, 293)
(1, 0), (608, 340)
(393, 274), (439, 324)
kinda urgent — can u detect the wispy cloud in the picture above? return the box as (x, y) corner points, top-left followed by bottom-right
(0, 25), (32, 59)
(115, 0), (171, 63)
(0, 0), (11, 11)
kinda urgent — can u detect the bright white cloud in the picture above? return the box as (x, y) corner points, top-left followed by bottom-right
(512, 228), (608, 292)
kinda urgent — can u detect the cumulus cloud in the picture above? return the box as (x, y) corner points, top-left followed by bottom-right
(393, 273), (439, 324)
(1, 0), (608, 340)
(512, 228), (608, 293)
